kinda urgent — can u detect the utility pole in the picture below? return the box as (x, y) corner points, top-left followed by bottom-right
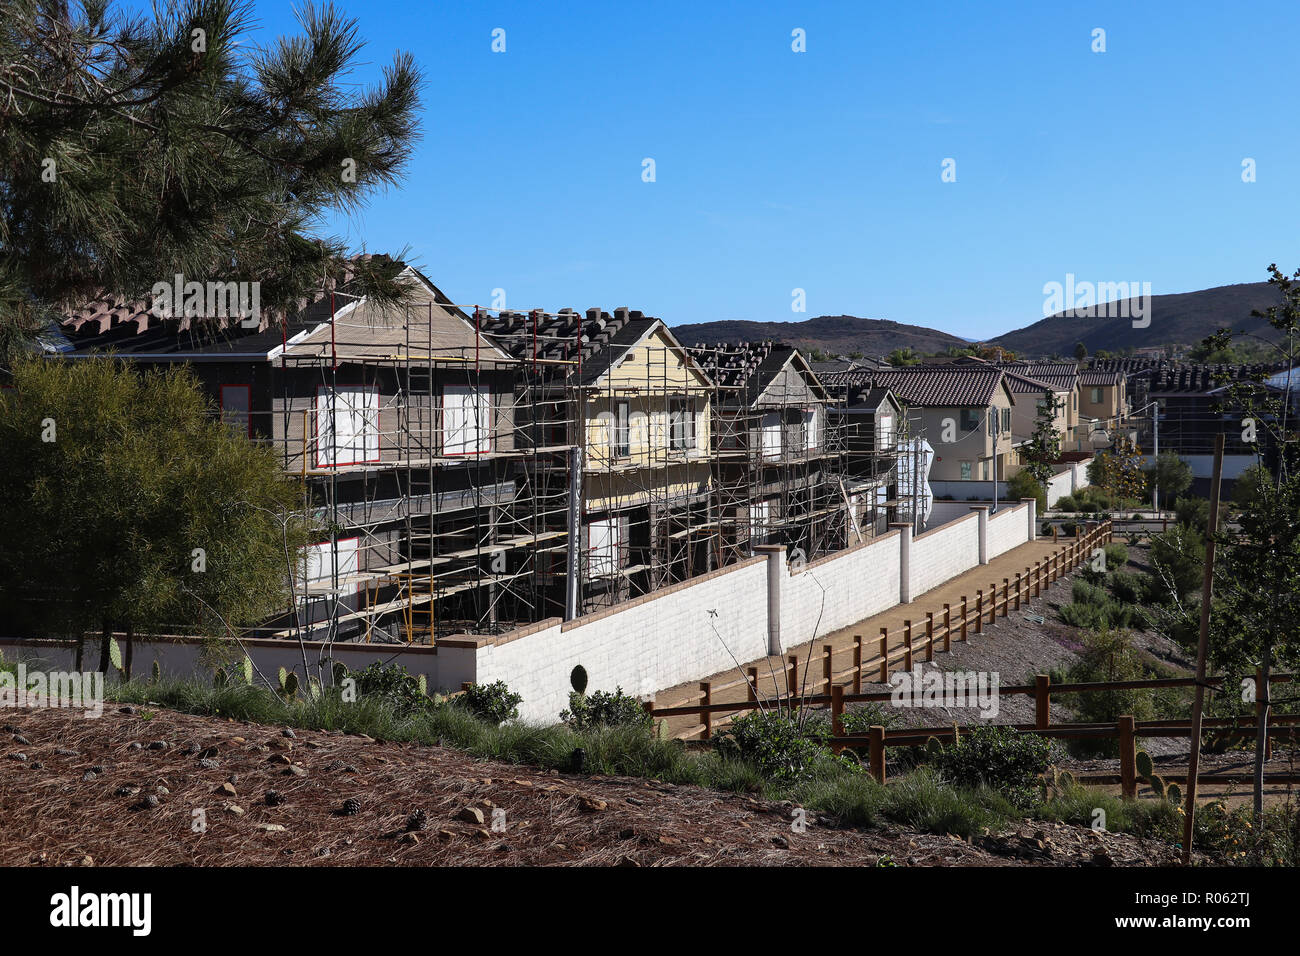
(1181, 432), (1224, 865)
(1152, 400), (1161, 517)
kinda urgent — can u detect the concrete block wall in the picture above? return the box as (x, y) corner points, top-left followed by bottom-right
(909, 514), (980, 597)
(474, 558), (770, 723)
(986, 502), (1030, 559)
(777, 532), (901, 653)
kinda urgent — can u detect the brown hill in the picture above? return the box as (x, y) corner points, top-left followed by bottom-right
(672, 315), (970, 358)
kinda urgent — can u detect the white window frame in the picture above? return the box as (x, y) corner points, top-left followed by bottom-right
(586, 518), (621, 579)
(877, 413), (894, 450)
(960, 460), (973, 481)
(760, 412), (782, 461)
(749, 499), (772, 546)
(443, 384), (491, 456)
(315, 385), (380, 468)
(670, 397), (696, 451)
(803, 408), (819, 451)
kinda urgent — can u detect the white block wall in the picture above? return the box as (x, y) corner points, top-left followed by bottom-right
(910, 515), (980, 597)
(986, 503), (1030, 559)
(778, 533), (901, 652)
(475, 559), (771, 723)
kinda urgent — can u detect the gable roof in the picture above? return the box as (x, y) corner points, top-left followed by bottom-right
(480, 308), (712, 387)
(684, 342), (827, 403)
(821, 365), (1014, 408)
(55, 259), (506, 362)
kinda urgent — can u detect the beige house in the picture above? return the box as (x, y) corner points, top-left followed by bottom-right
(1078, 367), (1128, 433)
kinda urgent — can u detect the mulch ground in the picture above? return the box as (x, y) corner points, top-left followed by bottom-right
(0, 702), (1190, 867)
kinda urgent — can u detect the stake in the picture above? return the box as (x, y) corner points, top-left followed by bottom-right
(1182, 433), (1224, 865)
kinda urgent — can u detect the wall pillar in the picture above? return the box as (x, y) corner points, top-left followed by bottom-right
(754, 544), (786, 656)
(970, 505), (989, 565)
(889, 522), (913, 604)
(1022, 497), (1037, 541)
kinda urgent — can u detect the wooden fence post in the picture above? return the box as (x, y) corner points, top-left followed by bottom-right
(1119, 715), (1137, 798)
(823, 644), (833, 693)
(960, 597), (968, 641)
(700, 681), (712, 741)
(989, 582), (997, 623)
(925, 612), (934, 663)
(831, 684), (844, 751)
(904, 620), (913, 671)
(852, 637), (862, 694)
(747, 666), (759, 703)
(879, 628), (889, 682)
(1014, 572), (1023, 610)
(1035, 674), (1050, 730)
(787, 655), (799, 702)
(1256, 667), (1273, 760)
(1001, 578), (1009, 617)
(869, 726), (886, 783)
(943, 604), (952, 652)
(975, 590), (984, 634)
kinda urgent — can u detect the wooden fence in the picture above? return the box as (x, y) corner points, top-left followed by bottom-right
(647, 520), (1115, 740)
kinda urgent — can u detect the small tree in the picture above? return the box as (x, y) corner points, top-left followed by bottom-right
(0, 358), (315, 657)
(1093, 435), (1146, 504)
(1021, 390), (1062, 488)
(1144, 451), (1193, 505)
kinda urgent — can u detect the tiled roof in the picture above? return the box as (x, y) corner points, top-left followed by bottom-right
(1079, 368), (1124, 386)
(820, 365), (1009, 408)
(1001, 369), (1061, 394)
(990, 361), (1079, 392)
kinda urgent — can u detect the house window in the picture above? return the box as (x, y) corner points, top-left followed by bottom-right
(981, 459), (989, 481)
(877, 414), (894, 449)
(1090, 387), (1103, 404)
(960, 460), (972, 480)
(803, 408), (820, 451)
(611, 401), (631, 457)
(760, 412), (782, 460)
(443, 385), (490, 455)
(1001, 408), (1011, 432)
(586, 518), (622, 579)
(670, 397), (696, 450)
(960, 408), (979, 432)
(315, 386), (380, 467)
(220, 385), (251, 437)
(749, 500), (772, 545)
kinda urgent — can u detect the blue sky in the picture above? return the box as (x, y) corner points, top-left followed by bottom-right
(205, 1), (1300, 339)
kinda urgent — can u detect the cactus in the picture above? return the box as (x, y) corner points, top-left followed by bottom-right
(1166, 783), (1182, 804)
(331, 662), (348, 686)
(417, 674), (427, 697)
(1056, 769), (1076, 789)
(150, 660), (161, 683)
(108, 638), (123, 672)
(278, 666), (289, 691)
(1135, 749), (1154, 780)
(924, 736), (944, 757)
(239, 656), (253, 685)
(307, 677), (321, 700)
(570, 665), (589, 696)
(1149, 773), (1166, 798)
(213, 666), (228, 688)
(283, 671), (299, 698)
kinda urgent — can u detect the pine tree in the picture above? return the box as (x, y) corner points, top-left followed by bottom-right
(0, 0), (424, 359)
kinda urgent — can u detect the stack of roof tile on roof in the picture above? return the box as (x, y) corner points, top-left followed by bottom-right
(479, 307), (676, 384)
(820, 365), (1008, 407)
(684, 341), (789, 390)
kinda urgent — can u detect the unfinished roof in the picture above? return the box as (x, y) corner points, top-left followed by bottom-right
(480, 308), (712, 386)
(684, 342), (828, 403)
(56, 259), (505, 363)
(820, 365), (1013, 408)
(991, 361), (1079, 392)
(1001, 369), (1062, 395)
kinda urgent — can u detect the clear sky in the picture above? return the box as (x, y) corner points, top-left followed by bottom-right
(180, 1), (1300, 339)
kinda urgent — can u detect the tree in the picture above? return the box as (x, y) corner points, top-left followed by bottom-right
(1092, 435), (1145, 503)
(886, 347), (921, 366)
(0, 357), (316, 661)
(1144, 451), (1192, 505)
(1073, 341), (1088, 361)
(0, 0), (423, 359)
(1020, 391), (1061, 487)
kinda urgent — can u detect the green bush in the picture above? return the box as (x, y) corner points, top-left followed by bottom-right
(1108, 569), (1144, 604)
(839, 701), (901, 734)
(459, 680), (523, 725)
(345, 661), (430, 717)
(712, 711), (832, 783)
(1173, 496), (1210, 532)
(931, 726), (1055, 808)
(1148, 525), (1205, 603)
(1055, 494), (1078, 512)
(560, 687), (652, 732)
(1103, 542), (1128, 569)
(1007, 470), (1046, 514)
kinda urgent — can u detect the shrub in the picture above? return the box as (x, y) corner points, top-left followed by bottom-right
(1055, 494), (1078, 512)
(1103, 542), (1128, 569)
(1108, 569), (1144, 604)
(839, 701), (901, 734)
(345, 661), (430, 717)
(459, 680), (522, 724)
(1148, 525), (1205, 603)
(560, 687), (652, 732)
(713, 711), (830, 782)
(931, 726), (1055, 808)
(1173, 496), (1210, 532)
(1060, 520), (1078, 537)
(1007, 470), (1046, 513)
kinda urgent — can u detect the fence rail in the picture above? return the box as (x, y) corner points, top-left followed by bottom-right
(647, 520), (1116, 740)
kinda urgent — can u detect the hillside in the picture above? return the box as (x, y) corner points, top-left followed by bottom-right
(989, 281), (1284, 357)
(672, 315), (969, 358)
(0, 702), (1188, 866)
